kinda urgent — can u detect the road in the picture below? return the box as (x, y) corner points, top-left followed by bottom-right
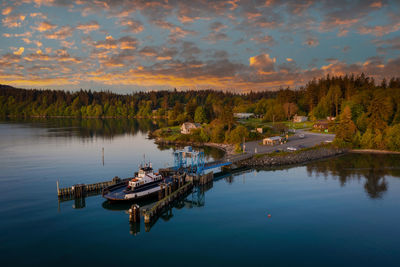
(244, 129), (335, 155)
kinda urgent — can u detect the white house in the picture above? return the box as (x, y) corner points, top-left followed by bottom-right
(181, 122), (201, 134)
(293, 115), (308, 123)
(234, 113), (255, 119)
(263, 136), (282, 146)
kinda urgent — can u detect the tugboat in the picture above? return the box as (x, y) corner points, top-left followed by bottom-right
(103, 162), (165, 202)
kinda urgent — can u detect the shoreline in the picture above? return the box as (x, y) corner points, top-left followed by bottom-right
(237, 147), (348, 168)
(349, 149), (400, 155)
(154, 136), (348, 168)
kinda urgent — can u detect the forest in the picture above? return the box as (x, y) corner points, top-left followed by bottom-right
(1, 73), (400, 150)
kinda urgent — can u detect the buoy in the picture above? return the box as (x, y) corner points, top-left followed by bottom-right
(268, 214), (271, 218)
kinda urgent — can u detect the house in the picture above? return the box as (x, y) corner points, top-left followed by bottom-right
(293, 115), (308, 123)
(327, 116), (336, 121)
(256, 128), (263, 134)
(313, 121), (329, 131)
(181, 122), (201, 134)
(263, 136), (283, 146)
(234, 113), (255, 119)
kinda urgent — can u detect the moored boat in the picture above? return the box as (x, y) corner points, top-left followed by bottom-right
(102, 162), (165, 202)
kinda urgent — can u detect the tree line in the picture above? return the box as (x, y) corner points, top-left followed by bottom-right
(1, 73), (400, 150)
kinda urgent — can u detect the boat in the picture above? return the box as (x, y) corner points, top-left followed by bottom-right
(102, 162), (165, 202)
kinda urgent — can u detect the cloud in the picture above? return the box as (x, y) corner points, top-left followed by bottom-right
(251, 35), (276, 46)
(373, 36), (400, 52)
(45, 26), (73, 39)
(76, 20), (100, 34)
(1, 0), (400, 91)
(203, 32), (229, 43)
(35, 21), (57, 32)
(30, 12), (47, 19)
(209, 21), (227, 32)
(359, 22), (400, 36)
(120, 18), (144, 33)
(2, 13), (26, 28)
(2, 6), (13, 15)
(13, 47), (25, 55)
(249, 54), (276, 73)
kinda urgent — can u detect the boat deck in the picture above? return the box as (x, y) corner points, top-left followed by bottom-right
(103, 185), (126, 200)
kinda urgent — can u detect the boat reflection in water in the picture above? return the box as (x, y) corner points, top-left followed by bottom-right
(102, 182), (213, 235)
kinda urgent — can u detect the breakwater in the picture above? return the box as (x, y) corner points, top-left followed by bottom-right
(238, 147), (347, 168)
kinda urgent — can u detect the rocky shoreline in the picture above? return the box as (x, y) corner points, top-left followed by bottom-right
(237, 147), (347, 168)
(154, 136), (348, 168)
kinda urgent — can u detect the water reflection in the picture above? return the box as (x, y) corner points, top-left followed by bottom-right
(306, 153), (400, 198)
(100, 183), (212, 235)
(1, 117), (170, 138)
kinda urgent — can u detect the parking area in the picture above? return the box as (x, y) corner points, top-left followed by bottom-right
(244, 130), (335, 155)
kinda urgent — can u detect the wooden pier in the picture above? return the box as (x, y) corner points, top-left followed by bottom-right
(57, 176), (129, 199)
(142, 181), (194, 226)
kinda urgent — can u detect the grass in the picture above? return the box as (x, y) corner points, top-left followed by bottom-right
(238, 118), (314, 130)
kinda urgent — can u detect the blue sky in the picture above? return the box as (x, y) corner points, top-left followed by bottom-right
(1, 0), (400, 92)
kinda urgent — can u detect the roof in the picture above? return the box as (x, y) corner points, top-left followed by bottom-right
(181, 122), (201, 128)
(264, 136), (282, 141)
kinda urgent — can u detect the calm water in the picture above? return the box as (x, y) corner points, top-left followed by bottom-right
(1, 119), (400, 266)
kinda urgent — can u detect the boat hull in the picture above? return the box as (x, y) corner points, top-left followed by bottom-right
(102, 182), (161, 202)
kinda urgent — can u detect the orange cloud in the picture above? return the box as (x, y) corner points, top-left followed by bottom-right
(76, 21), (100, 34)
(35, 21), (56, 32)
(2, 14), (26, 28)
(2, 6), (13, 15)
(359, 22), (400, 37)
(370, 1), (383, 8)
(45, 26), (73, 40)
(13, 47), (25, 55)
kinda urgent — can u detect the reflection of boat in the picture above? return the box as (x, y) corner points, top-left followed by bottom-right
(102, 199), (155, 211)
(102, 162), (165, 202)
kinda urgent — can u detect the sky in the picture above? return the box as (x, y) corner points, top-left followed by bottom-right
(0, 0), (400, 93)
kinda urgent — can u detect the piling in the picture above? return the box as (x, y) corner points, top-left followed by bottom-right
(129, 204), (140, 223)
(102, 147), (104, 166)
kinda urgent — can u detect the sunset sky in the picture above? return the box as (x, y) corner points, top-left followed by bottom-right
(1, 0), (400, 92)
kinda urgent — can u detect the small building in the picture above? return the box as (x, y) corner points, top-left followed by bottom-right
(263, 136), (282, 146)
(313, 121), (329, 131)
(234, 113), (254, 119)
(293, 115), (308, 123)
(327, 116), (336, 121)
(256, 128), (263, 134)
(181, 122), (201, 134)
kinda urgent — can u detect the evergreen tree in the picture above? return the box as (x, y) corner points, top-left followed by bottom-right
(335, 106), (356, 144)
(194, 106), (207, 123)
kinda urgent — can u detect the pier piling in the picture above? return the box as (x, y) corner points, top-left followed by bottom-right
(129, 204), (140, 223)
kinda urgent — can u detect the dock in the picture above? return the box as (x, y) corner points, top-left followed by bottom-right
(57, 176), (129, 199)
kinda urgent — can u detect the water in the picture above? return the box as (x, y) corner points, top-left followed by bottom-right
(0, 118), (400, 266)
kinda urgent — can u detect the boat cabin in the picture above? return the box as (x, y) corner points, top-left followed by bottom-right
(128, 163), (163, 189)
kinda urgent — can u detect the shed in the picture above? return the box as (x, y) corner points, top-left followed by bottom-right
(263, 136), (282, 146)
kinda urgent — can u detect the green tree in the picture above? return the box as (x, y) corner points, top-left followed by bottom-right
(194, 106), (207, 123)
(228, 125), (249, 144)
(384, 124), (400, 151)
(335, 106), (356, 143)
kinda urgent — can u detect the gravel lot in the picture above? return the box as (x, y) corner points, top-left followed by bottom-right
(244, 129), (335, 155)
